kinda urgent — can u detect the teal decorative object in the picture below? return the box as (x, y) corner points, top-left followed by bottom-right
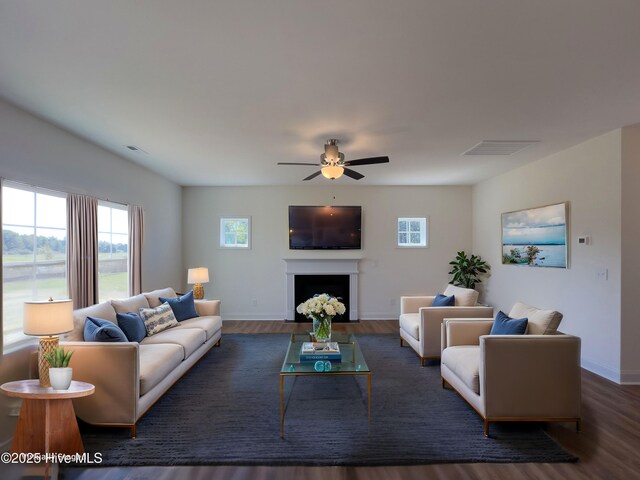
(314, 361), (325, 372)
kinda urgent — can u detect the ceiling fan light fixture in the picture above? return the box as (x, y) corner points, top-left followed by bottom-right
(321, 165), (344, 179)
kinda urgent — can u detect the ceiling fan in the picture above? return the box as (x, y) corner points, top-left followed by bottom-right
(278, 139), (390, 180)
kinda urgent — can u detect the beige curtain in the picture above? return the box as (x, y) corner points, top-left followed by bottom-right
(67, 194), (98, 309)
(128, 204), (144, 295)
(0, 179), (4, 352)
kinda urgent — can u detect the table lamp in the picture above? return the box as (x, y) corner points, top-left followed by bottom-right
(23, 298), (74, 387)
(187, 267), (210, 300)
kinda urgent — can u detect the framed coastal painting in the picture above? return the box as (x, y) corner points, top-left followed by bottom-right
(501, 202), (568, 268)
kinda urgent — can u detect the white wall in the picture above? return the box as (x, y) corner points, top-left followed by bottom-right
(472, 130), (623, 382)
(621, 125), (640, 383)
(182, 185), (472, 320)
(0, 98), (184, 445)
(0, 98), (183, 292)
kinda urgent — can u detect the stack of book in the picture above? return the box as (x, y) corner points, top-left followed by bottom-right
(299, 342), (341, 363)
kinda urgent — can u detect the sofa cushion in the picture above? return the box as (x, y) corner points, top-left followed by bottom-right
(140, 327), (207, 359)
(490, 311), (528, 335)
(432, 293), (455, 307)
(65, 301), (117, 341)
(111, 294), (150, 314)
(441, 345), (481, 394)
(139, 303), (179, 336)
(160, 290), (199, 321)
(116, 312), (147, 342)
(509, 302), (563, 335)
(84, 316), (128, 342)
(399, 313), (420, 340)
(138, 343), (183, 395)
(172, 315), (222, 340)
(443, 284), (479, 306)
(144, 288), (177, 308)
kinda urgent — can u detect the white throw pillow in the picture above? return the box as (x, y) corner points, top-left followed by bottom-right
(139, 303), (178, 336)
(443, 284), (479, 306)
(508, 302), (563, 335)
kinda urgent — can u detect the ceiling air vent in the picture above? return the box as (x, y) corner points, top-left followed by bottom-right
(125, 145), (148, 154)
(462, 140), (539, 156)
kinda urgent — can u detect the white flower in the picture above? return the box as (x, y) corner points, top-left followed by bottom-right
(296, 293), (346, 320)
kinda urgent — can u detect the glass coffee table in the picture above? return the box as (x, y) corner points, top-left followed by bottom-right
(279, 332), (371, 437)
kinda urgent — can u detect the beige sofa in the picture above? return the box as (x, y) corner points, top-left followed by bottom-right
(440, 302), (581, 436)
(399, 284), (494, 364)
(61, 287), (222, 437)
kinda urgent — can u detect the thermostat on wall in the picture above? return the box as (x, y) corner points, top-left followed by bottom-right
(578, 235), (591, 245)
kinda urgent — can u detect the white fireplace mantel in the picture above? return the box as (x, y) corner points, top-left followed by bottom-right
(283, 258), (360, 321)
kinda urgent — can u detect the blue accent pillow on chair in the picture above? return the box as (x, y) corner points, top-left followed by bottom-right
(159, 290), (199, 321)
(432, 293), (455, 307)
(84, 316), (128, 342)
(116, 312), (147, 342)
(490, 311), (528, 335)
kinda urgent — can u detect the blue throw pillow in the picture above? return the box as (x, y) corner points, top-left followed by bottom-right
(84, 316), (128, 342)
(490, 311), (528, 335)
(159, 290), (199, 321)
(432, 293), (455, 307)
(116, 312), (147, 342)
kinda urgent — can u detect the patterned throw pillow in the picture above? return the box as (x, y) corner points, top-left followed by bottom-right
(138, 303), (179, 336)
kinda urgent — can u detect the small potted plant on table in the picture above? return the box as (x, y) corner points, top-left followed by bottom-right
(45, 346), (74, 390)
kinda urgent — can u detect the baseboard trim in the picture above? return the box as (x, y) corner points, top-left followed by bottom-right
(620, 370), (640, 385)
(581, 358), (621, 384)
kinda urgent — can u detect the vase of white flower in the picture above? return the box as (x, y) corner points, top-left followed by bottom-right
(296, 293), (346, 342)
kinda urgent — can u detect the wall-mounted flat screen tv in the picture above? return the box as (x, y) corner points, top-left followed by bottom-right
(289, 205), (362, 250)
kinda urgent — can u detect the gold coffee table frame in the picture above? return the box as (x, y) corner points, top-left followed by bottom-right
(279, 332), (371, 437)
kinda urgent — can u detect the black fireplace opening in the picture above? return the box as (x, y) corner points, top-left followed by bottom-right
(294, 274), (350, 322)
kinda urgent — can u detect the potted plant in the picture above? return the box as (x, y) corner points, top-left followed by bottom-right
(448, 251), (490, 289)
(45, 346), (74, 390)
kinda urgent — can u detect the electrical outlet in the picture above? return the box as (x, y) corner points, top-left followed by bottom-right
(596, 268), (608, 281)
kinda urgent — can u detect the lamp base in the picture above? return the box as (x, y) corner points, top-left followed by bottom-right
(193, 283), (204, 300)
(39, 336), (59, 387)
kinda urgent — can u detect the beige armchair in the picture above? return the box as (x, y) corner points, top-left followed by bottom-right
(440, 302), (581, 436)
(399, 284), (493, 364)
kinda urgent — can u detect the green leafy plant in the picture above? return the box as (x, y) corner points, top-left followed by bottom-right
(45, 346), (74, 368)
(448, 251), (490, 289)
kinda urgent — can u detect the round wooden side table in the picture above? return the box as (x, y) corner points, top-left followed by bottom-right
(1, 379), (95, 454)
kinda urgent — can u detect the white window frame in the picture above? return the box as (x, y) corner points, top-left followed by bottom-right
(397, 217), (429, 248)
(97, 201), (129, 301)
(2, 180), (68, 349)
(219, 217), (251, 249)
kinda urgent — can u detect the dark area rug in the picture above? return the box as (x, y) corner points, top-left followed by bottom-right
(77, 333), (577, 466)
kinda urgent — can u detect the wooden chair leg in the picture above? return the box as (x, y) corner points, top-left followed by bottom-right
(420, 357), (426, 366)
(400, 338), (404, 347)
(130, 424), (137, 439)
(483, 420), (490, 437)
(576, 419), (581, 432)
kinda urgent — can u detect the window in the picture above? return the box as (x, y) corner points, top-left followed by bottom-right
(397, 217), (428, 248)
(2, 183), (67, 347)
(98, 202), (129, 301)
(220, 217), (250, 248)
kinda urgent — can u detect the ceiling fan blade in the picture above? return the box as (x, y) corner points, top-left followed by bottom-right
(277, 162), (320, 166)
(343, 156), (390, 166)
(343, 168), (364, 180)
(303, 171), (322, 181)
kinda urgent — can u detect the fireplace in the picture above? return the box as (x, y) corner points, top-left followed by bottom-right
(283, 258), (360, 322)
(294, 274), (350, 322)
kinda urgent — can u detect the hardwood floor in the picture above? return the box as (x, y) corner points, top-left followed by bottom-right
(62, 320), (640, 480)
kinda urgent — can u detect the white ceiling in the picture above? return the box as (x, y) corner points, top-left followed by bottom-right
(1, 1), (640, 186)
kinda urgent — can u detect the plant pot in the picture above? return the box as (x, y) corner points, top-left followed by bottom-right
(49, 367), (73, 390)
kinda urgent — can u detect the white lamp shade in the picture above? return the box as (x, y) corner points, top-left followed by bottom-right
(23, 299), (74, 336)
(188, 267), (210, 284)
